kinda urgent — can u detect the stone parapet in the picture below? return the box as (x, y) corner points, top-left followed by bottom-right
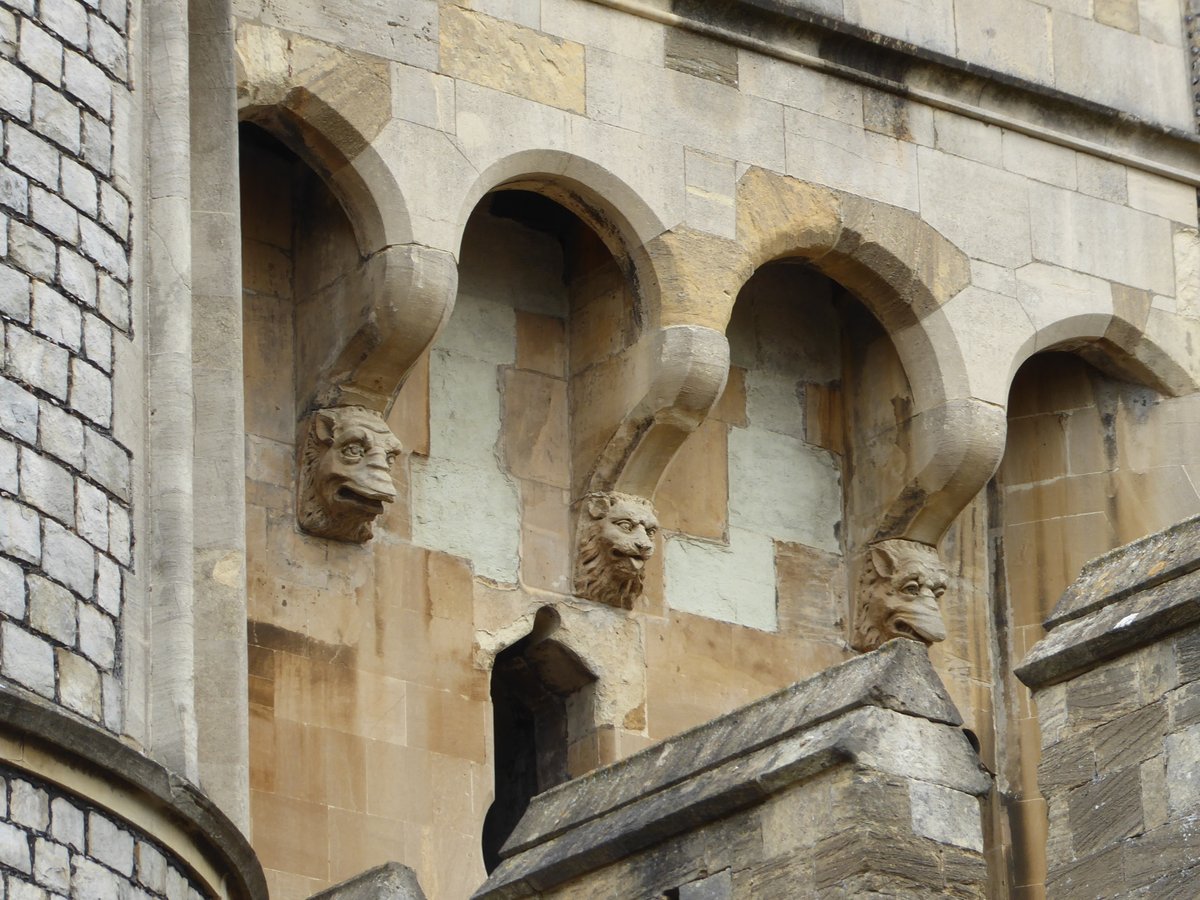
(0, 683), (266, 900)
(1018, 513), (1200, 897)
(476, 639), (990, 899)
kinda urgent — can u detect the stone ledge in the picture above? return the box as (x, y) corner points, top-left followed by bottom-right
(1017, 515), (1200, 689)
(1045, 514), (1200, 629)
(1016, 568), (1200, 690)
(502, 639), (959, 856)
(0, 682), (267, 900)
(606, 0), (1200, 184)
(309, 862), (427, 900)
(476, 640), (984, 899)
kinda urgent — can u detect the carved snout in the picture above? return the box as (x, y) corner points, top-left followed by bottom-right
(891, 592), (947, 644)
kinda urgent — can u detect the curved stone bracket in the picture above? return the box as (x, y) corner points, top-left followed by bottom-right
(304, 243), (458, 415)
(586, 324), (730, 498)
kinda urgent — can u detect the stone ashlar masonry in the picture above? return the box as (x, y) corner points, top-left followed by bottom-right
(477, 640), (991, 899)
(0, 0), (133, 733)
(1018, 514), (1200, 898)
(0, 764), (208, 900)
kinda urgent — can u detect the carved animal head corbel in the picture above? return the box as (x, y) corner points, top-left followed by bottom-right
(851, 539), (949, 651)
(573, 492), (659, 609)
(297, 406), (403, 543)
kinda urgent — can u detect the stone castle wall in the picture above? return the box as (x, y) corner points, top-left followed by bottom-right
(0, 766), (206, 900)
(0, 0), (133, 733)
(1019, 516), (1200, 897)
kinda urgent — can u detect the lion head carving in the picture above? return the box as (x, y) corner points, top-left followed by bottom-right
(297, 406), (403, 543)
(851, 539), (949, 652)
(574, 492), (659, 609)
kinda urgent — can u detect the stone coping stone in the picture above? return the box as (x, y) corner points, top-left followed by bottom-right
(308, 862), (427, 900)
(474, 639), (981, 899)
(1044, 514), (1200, 630)
(0, 683), (267, 900)
(1017, 565), (1200, 690)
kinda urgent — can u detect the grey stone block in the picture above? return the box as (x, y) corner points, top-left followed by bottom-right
(475, 641), (985, 899)
(308, 862), (427, 900)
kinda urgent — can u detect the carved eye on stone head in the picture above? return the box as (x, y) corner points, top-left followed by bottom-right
(645, 524), (658, 538)
(341, 441), (366, 460)
(901, 580), (921, 597)
(615, 519), (634, 532)
(385, 450), (399, 467)
(933, 583), (947, 599)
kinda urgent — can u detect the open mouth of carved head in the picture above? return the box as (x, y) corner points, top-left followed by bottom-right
(334, 484), (389, 515)
(888, 608), (947, 644)
(611, 548), (650, 572)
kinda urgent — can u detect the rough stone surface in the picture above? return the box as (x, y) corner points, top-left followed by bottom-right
(1023, 516), (1200, 895)
(309, 862), (428, 900)
(0, 0), (133, 740)
(477, 641), (986, 897)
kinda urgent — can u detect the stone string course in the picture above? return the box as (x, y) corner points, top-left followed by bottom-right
(0, 764), (208, 900)
(0, 0), (132, 734)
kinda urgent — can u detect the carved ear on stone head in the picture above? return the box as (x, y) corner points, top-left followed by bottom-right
(585, 493), (612, 520)
(870, 543), (899, 577)
(311, 410), (337, 444)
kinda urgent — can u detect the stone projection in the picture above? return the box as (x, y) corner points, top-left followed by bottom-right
(296, 406), (403, 542)
(573, 492), (659, 609)
(852, 539), (949, 651)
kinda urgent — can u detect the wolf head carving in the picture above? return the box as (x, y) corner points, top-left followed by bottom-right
(297, 406), (402, 543)
(852, 539), (948, 651)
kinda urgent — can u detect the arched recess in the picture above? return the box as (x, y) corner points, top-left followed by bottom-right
(989, 328), (1200, 896)
(235, 21), (456, 415)
(481, 607), (597, 874)
(449, 152), (731, 503)
(632, 166), (993, 551)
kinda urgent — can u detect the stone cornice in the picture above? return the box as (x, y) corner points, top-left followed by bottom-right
(589, 0), (1200, 185)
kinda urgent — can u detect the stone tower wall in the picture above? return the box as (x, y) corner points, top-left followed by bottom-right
(0, 0), (134, 732)
(1018, 517), (1200, 896)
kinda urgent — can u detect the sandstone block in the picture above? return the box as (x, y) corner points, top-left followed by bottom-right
(0, 263), (31, 323)
(31, 281), (82, 350)
(28, 574), (77, 644)
(56, 648), (101, 719)
(441, 6), (584, 114)
(58, 247), (97, 306)
(20, 446), (74, 523)
(1067, 764), (1143, 855)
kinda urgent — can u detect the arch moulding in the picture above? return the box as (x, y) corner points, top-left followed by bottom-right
(234, 22), (456, 417)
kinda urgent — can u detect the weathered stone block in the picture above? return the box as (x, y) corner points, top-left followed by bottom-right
(441, 7), (584, 114)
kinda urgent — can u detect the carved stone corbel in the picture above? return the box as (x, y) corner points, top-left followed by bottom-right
(297, 406), (403, 543)
(573, 492), (659, 609)
(851, 539), (949, 652)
